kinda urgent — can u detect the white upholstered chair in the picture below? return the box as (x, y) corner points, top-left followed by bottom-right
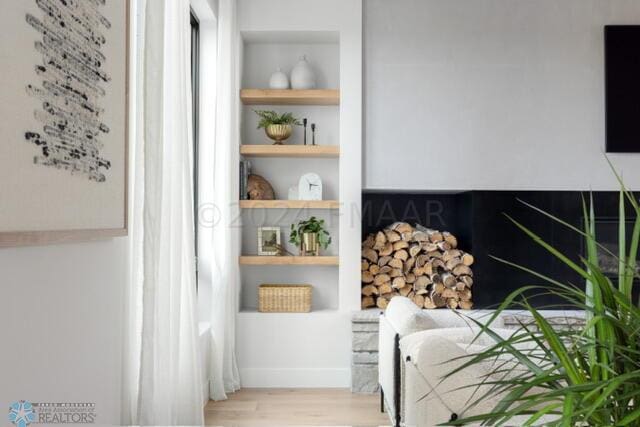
(378, 296), (504, 427)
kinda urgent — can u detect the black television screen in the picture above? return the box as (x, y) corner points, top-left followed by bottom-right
(605, 25), (640, 153)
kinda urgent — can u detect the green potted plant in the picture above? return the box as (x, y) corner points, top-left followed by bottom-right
(442, 160), (640, 426)
(289, 216), (332, 256)
(254, 110), (302, 145)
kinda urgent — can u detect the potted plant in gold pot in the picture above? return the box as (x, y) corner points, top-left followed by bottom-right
(289, 216), (331, 256)
(254, 110), (302, 145)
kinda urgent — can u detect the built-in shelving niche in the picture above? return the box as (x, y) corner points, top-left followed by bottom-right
(239, 31), (341, 313)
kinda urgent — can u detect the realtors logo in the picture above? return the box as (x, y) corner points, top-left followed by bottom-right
(8, 401), (35, 427)
(8, 402), (95, 425)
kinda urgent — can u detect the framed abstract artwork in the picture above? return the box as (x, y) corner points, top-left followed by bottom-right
(0, 0), (129, 246)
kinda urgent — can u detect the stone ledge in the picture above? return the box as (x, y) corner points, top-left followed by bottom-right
(352, 351), (378, 364)
(352, 322), (379, 332)
(351, 363), (379, 393)
(352, 309), (381, 322)
(352, 331), (378, 352)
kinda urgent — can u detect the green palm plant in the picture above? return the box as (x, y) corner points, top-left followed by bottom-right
(442, 161), (640, 426)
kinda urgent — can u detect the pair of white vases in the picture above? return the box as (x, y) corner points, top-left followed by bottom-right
(269, 55), (316, 90)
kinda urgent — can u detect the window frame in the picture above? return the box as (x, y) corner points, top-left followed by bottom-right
(190, 9), (200, 284)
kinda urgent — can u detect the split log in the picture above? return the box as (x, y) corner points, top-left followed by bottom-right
(432, 282), (445, 294)
(389, 268), (403, 278)
(362, 285), (379, 296)
(385, 230), (401, 243)
(414, 275), (431, 291)
(393, 240), (409, 251)
(388, 258), (404, 270)
(422, 242), (438, 252)
(458, 289), (472, 301)
(379, 283), (393, 295)
(412, 294), (425, 307)
(399, 285), (412, 297)
(431, 290), (447, 308)
(369, 264), (380, 275)
(361, 260), (370, 271)
(394, 249), (409, 262)
(362, 235), (375, 249)
(412, 230), (429, 242)
(442, 249), (462, 262)
(392, 276), (406, 289)
(445, 257), (462, 271)
(431, 259), (445, 270)
(378, 256), (392, 267)
(453, 264), (473, 277)
(374, 231), (387, 250)
(441, 288), (458, 299)
(441, 272), (456, 288)
(459, 300), (473, 310)
(362, 296), (375, 309)
(462, 253), (475, 266)
(379, 242), (394, 257)
(436, 241), (451, 251)
(404, 258), (416, 274)
(423, 296), (437, 309)
(442, 232), (458, 249)
(392, 222), (414, 234)
(409, 244), (422, 258)
(446, 299), (459, 309)
(362, 248), (378, 264)
(415, 254), (430, 268)
(460, 275), (473, 288)
(377, 297), (389, 309)
(374, 274), (391, 286)
(362, 271), (374, 283)
(379, 265), (392, 275)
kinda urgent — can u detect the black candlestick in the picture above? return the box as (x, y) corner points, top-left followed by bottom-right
(311, 123), (316, 145)
(303, 118), (308, 145)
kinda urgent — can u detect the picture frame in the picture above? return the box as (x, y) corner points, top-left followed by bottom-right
(258, 227), (281, 256)
(0, 0), (130, 246)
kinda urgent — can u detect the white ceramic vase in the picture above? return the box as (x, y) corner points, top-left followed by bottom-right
(269, 68), (290, 89)
(290, 55), (316, 89)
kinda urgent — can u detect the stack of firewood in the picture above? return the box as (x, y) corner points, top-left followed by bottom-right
(361, 222), (474, 310)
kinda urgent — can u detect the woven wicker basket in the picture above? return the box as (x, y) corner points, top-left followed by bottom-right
(258, 284), (312, 313)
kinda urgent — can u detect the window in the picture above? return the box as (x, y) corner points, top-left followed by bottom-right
(190, 10), (200, 281)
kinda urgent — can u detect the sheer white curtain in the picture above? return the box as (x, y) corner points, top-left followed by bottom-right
(122, 0), (204, 425)
(207, 0), (241, 401)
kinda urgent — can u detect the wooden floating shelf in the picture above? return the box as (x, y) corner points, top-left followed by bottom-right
(240, 144), (340, 158)
(239, 200), (339, 209)
(239, 256), (339, 266)
(240, 89), (340, 105)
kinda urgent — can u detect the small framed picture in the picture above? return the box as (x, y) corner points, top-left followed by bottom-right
(258, 227), (281, 256)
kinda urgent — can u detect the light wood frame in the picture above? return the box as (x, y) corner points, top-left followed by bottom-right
(0, 1), (130, 247)
(257, 227), (281, 256)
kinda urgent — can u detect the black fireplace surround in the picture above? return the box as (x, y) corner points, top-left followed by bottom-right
(362, 191), (634, 308)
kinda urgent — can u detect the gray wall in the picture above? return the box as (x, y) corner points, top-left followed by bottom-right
(364, 0), (640, 191)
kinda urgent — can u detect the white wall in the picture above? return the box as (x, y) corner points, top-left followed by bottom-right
(0, 1), (138, 422)
(365, 0), (640, 191)
(0, 240), (126, 426)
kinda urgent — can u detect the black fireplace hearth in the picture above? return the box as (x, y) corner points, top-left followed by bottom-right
(362, 190), (636, 308)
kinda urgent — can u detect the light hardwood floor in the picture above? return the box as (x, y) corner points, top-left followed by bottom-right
(205, 388), (390, 427)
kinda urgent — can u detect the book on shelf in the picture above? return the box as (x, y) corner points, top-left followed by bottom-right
(239, 158), (251, 200)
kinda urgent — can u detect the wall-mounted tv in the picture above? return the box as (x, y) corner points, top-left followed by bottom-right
(605, 25), (640, 153)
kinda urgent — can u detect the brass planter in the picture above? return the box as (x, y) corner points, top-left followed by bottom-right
(265, 124), (293, 145)
(301, 232), (320, 256)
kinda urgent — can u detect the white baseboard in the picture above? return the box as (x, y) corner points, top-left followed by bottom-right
(240, 368), (351, 388)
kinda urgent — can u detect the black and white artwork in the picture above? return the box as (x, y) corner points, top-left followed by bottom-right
(0, 0), (128, 244)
